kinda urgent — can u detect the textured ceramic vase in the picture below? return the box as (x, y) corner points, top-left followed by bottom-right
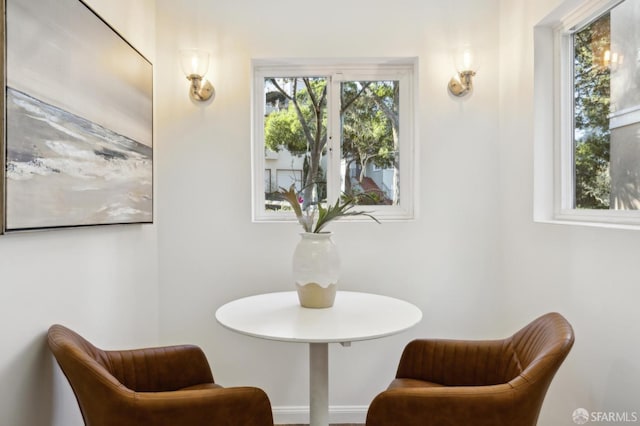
(292, 232), (340, 308)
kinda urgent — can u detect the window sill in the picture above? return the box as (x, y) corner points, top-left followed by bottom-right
(534, 214), (640, 231)
(253, 205), (415, 224)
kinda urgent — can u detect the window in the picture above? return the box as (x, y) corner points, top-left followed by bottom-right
(251, 59), (416, 222)
(534, 0), (640, 228)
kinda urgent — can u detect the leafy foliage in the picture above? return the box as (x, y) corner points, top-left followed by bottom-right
(341, 82), (396, 177)
(265, 76), (399, 209)
(265, 107), (308, 155)
(340, 80), (398, 204)
(573, 13), (611, 209)
(575, 134), (611, 208)
(265, 78), (328, 207)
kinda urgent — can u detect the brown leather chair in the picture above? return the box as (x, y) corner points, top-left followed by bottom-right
(47, 324), (274, 426)
(366, 312), (574, 426)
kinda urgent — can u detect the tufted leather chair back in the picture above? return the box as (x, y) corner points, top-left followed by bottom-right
(367, 312), (574, 426)
(48, 324), (273, 426)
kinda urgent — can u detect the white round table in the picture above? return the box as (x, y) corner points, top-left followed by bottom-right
(215, 291), (422, 426)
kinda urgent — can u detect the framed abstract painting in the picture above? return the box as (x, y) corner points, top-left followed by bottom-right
(0, 0), (153, 233)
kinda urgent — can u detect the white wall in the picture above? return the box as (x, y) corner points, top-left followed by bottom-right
(9, 0), (635, 424)
(499, 0), (640, 424)
(0, 1), (157, 425)
(155, 0), (501, 422)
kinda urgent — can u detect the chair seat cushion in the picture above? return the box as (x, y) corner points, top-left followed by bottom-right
(388, 378), (444, 390)
(179, 383), (223, 391)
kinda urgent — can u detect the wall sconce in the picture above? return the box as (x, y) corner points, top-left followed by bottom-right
(180, 49), (215, 102)
(448, 48), (477, 97)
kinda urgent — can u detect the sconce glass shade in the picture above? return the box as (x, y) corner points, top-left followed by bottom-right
(179, 49), (215, 102)
(454, 47), (476, 72)
(180, 49), (210, 77)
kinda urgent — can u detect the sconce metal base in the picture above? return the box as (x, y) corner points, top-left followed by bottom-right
(448, 70), (476, 97)
(187, 75), (215, 102)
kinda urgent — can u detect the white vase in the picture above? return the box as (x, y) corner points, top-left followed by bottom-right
(292, 232), (340, 308)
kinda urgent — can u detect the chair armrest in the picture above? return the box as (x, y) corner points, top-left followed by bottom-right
(366, 385), (532, 426)
(105, 345), (215, 392)
(131, 386), (274, 426)
(396, 338), (514, 386)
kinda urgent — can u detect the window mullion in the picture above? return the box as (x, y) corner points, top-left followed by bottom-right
(326, 73), (342, 204)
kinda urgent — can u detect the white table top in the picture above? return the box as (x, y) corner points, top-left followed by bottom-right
(215, 291), (422, 344)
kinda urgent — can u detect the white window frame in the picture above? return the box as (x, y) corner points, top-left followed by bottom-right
(534, 0), (640, 229)
(251, 58), (418, 223)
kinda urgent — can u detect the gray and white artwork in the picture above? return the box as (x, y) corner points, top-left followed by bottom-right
(4, 0), (153, 231)
(6, 88), (152, 229)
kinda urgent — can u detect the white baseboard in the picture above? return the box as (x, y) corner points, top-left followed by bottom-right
(272, 405), (368, 424)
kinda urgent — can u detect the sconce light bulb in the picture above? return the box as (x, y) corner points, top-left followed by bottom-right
(191, 57), (200, 75)
(462, 50), (474, 71)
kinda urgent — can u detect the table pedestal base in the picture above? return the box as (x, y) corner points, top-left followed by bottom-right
(309, 342), (329, 426)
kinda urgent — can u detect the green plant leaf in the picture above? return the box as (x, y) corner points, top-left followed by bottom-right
(312, 196), (380, 233)
(278, 187), (379, 233)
